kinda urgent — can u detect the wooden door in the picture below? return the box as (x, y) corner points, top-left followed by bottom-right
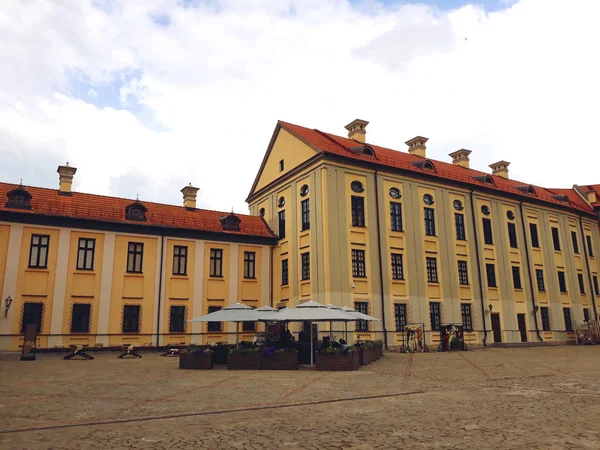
(491, 313), (502, 343)
(517, 314), (527, 342)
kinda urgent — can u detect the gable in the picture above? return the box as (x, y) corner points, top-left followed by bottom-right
(251, 127), (319, 196)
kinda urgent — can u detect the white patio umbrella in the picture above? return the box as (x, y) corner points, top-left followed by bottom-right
(188, 303), (265, 347)
(261, 301), (357, 365)
(340, 306), (380, 341)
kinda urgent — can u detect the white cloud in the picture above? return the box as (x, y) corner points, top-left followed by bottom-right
(0, 0), (599, 213)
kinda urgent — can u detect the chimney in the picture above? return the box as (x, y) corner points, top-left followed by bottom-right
(586, 189), (597, 203)
(344, 119), (369, 143)
(449, 149), (472, 168)
(489, 160), (510, 179)
(405, 136), (428, 158)
(181, 183), (200, 210)
(57, 162), (77, 195)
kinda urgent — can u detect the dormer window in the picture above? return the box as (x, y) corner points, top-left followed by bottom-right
(349, 145), (376, 158)
(552, 194), (570, 204)
(125, 202), (147, 222)
(516, 185), (536, 196)
(220, 214), (241, 231)
(362, 147), (374, 156)
(473, 175), (496, 186)
(5, 186), (32, 210)
(411, 159), (436, 172)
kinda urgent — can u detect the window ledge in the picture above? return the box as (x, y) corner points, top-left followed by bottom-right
(25, 268), (49, 273)
(243, 278), (258, 283)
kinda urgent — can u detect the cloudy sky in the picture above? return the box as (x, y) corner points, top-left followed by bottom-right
(1, 0), (599, 213)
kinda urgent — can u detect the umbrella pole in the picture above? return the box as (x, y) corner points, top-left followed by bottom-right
(236, 322), (239, 348)
(310, 321), (314, 366)
(329, 320), (333, 342)
(345, 322), (348, 342)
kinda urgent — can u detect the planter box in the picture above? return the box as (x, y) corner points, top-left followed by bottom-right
(359, 347), (378, 365)
(179, 352), (213, 370)
(316, 351), (360, 371)
(227, 352), (262, 370)
(262, 351), (298, 370)
(211, 346), (230, 365)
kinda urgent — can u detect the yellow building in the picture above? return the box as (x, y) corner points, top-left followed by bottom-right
(247, 119), (600, 348)
(1, 121), (600, 351)
(0, 166), (277, 351)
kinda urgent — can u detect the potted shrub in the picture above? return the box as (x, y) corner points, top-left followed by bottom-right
(227, 346), (262, 370)
(179, 346), (213, 370)
(262, 347), (298, 370)
(316, 346), (360, 371)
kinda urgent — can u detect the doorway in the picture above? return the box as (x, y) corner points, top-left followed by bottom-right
(491, 313), (502, 343)
(517, 314), (528, 342)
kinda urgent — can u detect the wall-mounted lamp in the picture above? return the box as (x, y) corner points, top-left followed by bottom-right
(533, 304), (539, 314)
(485, 303), (493, 315)
(4, 295), (13, 318)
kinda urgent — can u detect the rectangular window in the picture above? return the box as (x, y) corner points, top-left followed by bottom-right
(352, 249), (366, 278)
(571, 231), (579, 254)
(508, 223), (518, 248)
(429, 302), (441, 331)
(209, 249), (223, 277)
(587, 235), (594, 257)
(301, 199), (310, 231)
(122, 305), (141, 333)
(593, 276), (599, 296)
(77, 238), (95, 270)
(583, 308), (590, 322)
(391, 253), (404, 280)
(243, 320), (257, 332)
(551, 227), (561, 251)
(279, 159), (284, 171)
(301, 252), (310, 280)
(21, 302), (43, 334)
(578, 273), (586, 294)
(426, 257), (438, 283)
(482, 218), (493, 245)
(563, 307), (573, 332)
(486, 263), (497, 288)
(354, 301), (369, 332)
(29, 234), (50, 268)
(455, 213), (466, 241)
(243, 251), (256, 279)
(278, 210), (286, 239)
(390, 202), (403, 232)
(458, 261), (469, 285)
(558, 271), (567, 293)
(536, 269), (546, 291)
(530, 223), (540, 248)
(169, 305), (186, 333)
(281, 259), (289, 286)
(424, 208), (436, 236)
(351, 196), (365, 227)
(207, 306), (222, 332)
(127, 242), (144, 273)
(394, 303), (407, 331)
(540, 307), (550, 331)
(512, 266), (522, 289)
(172, 245), (188, 276)
(70, 304), (91, 333)
(461, 303), (473, 331)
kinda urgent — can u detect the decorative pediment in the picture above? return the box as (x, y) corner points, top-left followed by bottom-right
(220, 214), (241, 231)
(125, 202), (147, 222)
(5, 186), (32, 210)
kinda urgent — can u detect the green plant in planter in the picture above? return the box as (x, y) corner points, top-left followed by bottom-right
(318, 345), (356, 354)
(184, 345), (213, 355)
(229, 346), (261, 354)
(264, 347), (298, 357)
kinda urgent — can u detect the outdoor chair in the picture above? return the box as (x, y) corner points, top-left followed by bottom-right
(64, 344), (94, 360)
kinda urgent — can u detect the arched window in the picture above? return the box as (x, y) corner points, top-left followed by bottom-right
(411, 159), (436, 172)
(125, 202), (148, 222)
(5, 186), (32, 210)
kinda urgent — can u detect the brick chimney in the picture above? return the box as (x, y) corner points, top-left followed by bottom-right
(181, 183), (200, 210)
(489, 160), (510, 179)
(405, 136), (428, 158)
(57, 162), (77, 195)
(344, 119), (369, 143)
(449, 149), (472, 168)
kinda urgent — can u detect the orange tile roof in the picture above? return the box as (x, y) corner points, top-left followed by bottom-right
(0, 183), (277, 240)
(278, 121), (597, 215)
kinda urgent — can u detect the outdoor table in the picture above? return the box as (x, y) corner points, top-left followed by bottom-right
(64, 345), (94, 360)
(117, 344), (142, 359)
